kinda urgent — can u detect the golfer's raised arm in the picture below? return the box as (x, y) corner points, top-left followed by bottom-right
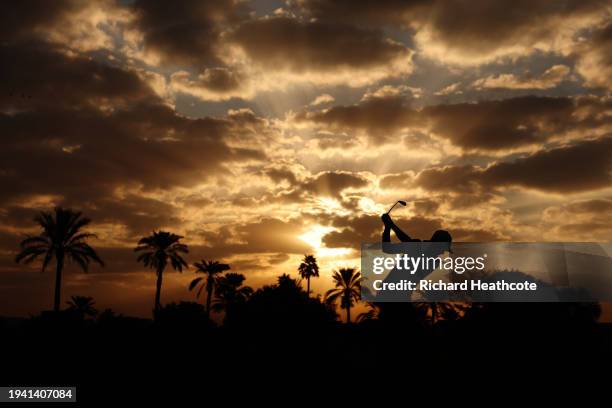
(382, 214), (413, 242)
(381, 214), (415, 254)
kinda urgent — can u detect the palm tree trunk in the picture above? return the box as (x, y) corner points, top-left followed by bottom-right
(206, 284), (213, 318)
(154, 265), (163, 315)
(306, 276), (310, 297)
(346, 304), (351, 324)
(53, 252), (64, 312)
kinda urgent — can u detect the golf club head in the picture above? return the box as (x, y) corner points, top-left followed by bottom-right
(386, 200), (407, 214)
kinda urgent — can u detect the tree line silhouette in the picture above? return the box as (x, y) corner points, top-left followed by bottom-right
(12, 206), (604, 329)
(14, 207), (364, 323)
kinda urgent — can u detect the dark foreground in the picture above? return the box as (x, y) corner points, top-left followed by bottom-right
(1, 300), (610, 403)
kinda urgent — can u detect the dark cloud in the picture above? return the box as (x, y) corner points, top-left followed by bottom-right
(302, 171), (369, 197)
(297, 95), (418, 143)
(169, 67), (249, 101)
(543, 198), (612, 239)
(82, 195), (181, 238)
(0, 0), (81, 43)
(263, 167), (299, 186)
(262, 170), (370, 204)
(130, 0), (249, 67)
(0, 39), (269, 246)
(302, 95), (610, 150)
(297, 0), (607, 64)
(322, 214), (385, 248)
(295, 0), (426, 26)
(0, 44), (155, 110)
(190, 68), (242, 92)
(412, 198), (441, 216)
(481, 137), (612, 193)
(416, 137), (612, 194)
(229, 16), (411, 72)
(560, 198), (612, 214)
(0, 105), (248, 202)
(423, 96), (577, 150)
(1, 195), (179, 244)
(379, 171), (415, 189)
(417, 0), (604, 59)
(416, 165), (482, 194)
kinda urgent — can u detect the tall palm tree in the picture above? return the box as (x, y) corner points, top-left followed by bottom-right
(15, 207), (104, 312)
(135, 231), (188, 314)
(298, 254), (319, 297)
(66, 295), (98, 318)
(324, 268), (362, 324)
(189, 260), (230, 317)
(212, 273), (253, 313)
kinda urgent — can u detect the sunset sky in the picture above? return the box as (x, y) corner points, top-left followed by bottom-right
(1, 0), (611, 317)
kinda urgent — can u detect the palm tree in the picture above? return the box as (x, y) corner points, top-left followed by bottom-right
(298, 254), (319, 296)
(189, 260), (230, 317)
(66, 295), (97, 318)
(135, 231), (188, 314)
(357, 302), (380, 322)
(212, 273), (253, 313)
(324, 268), (362, 324)
(15, 207), (104, 312)
(277, 273), (303, 292)
(416, 302), (464, 325)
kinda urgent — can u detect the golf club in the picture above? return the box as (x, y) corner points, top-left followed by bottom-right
(386, 200), (407, 215)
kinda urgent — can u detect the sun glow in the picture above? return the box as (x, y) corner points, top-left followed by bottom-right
(297, 224), (353, 257)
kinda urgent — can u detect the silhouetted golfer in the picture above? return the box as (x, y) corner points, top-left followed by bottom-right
(377, 213), (452, 301)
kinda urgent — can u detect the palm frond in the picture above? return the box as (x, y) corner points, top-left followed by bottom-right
(189, 277), (203, 291)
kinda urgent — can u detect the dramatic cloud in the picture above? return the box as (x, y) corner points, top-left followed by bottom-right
(472, 65), (572, 90)
(169, 68), (249, 101)
(379, 171), (416, 190)
(423, 96), (579, 151)
(295, 0), (425, 26)
(415, 0), (607, 65)
(228, 16), (413, 85)
(542, 198), (612, 240)
(129, 0), (249, 67)
(301, 94), (610, 151)
(481, 137), (612, 193)
(298, 0), (609, 65)
(297, 94), (419, 143)
(0, 44), (156, 111)
(301, 171), (370, 197)
(1, 0), (124, 51)
(575, 23), (612, 90)
(416, 137), (612, 194)
(0, 38), (270, 252)
(1, 0), (78, 43)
